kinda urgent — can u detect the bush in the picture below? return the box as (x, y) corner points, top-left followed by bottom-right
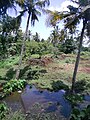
(25, 41), (54, 58)
(3, 110), (26, 120)
(2, 79), (26, 98)
(0, 103), (25, 120)
(0, 103), (8, 119)
(27, 69), (40, 80)
(51, 81), (69, 91)
(0, 56), (19, 68)
(70, 105), (90, 120)
(65, 94), (84, 106)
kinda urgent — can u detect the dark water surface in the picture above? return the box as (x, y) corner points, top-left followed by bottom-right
(3, 85), (90, 118)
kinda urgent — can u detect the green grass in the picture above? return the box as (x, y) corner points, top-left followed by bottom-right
(0, 53), (90, 93)
(28, 53), (90, 93)
(31, 54), (40, 59)
(0, 102), (66, 120)
(0, 56), (19, 69)
(0, 56), (20, 84)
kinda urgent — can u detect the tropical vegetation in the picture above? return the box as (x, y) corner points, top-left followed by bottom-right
(0, 0), (90, 120)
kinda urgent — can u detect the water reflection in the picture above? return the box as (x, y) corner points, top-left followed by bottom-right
(3, 85), (90, 118)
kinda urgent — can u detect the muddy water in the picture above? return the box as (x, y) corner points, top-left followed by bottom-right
(3, 85), (90, 118)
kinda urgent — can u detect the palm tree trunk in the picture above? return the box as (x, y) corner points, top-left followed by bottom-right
(15, 13), (31, 79)
(71, 20), (86, 93)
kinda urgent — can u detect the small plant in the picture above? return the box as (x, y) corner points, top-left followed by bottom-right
(70, 105), (90, 120)
(4, 110), (26, 120)
(65, 58), (75, 64)
(65, 59), (71, 64)
(74, 80), (86, 93)
(0, 103), (8, 119)
(51, 81), (69, 91)
(2, 79), (26, 98)
(0, 103), (25, 120)
(0, 56), (19, 69)
(65, 94), (84, 106)
(27, 69), (40, 79)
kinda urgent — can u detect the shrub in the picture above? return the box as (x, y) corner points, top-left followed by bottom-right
(51, 81), (69, 91)
(65, 94), (84, 106)
(0, 56), (19, 68)
(2, 79), (26, 98)
(0, 103), (25, 120)
(0, 103), (8, 119)
(70, 105), (90, 120)
(3, 110), (26, 120)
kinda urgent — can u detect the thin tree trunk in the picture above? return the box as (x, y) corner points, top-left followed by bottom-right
(15, 13), (31, 79)
(71, 20), (86, 93)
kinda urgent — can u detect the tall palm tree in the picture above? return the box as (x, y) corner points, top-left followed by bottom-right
(0, 0), (50, 79)
(46, 0), (90, 93)
(15, 0), (50, 79)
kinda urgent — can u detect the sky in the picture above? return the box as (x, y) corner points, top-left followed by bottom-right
(7, 0), (79, 40)
(21, 0), (66, 39)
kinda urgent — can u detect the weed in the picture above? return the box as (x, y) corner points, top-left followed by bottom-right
(0, 56), (19, 69)
(0, 103), (8, 119)
(0, 103), (25, 120)
(65, 94), (84, 106)
(70, 105), (90, 120)
(3, 110), (26, 120)
(1, 79), (26, 99)
(51, 81), (69, 91)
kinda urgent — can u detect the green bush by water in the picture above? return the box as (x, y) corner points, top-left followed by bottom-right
(65, 94), (84, 106)
(0, 79), (26, 99)
(70, 105), (90, 120)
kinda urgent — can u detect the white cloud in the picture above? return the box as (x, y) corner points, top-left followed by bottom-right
(47, 6), (62, 11)
(48, 0), (78, 12)
(60, 0), (78, 11)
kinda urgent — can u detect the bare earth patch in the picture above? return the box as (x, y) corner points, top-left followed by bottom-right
(27, 57), (53, 66)
(79, 67), (90, 74)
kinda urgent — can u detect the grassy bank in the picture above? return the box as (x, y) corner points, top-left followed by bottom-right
(0, 53), (90, 93)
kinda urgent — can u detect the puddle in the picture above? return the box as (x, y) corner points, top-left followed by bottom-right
(84, 95), (90, 101)
(3, 85), (90, 118)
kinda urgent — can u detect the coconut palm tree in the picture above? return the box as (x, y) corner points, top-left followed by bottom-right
(46, 0), (90, 93)
(15, 0), (50, 79)
(0, 0), (50, 79)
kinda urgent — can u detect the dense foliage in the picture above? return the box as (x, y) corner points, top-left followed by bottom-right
(0, 79), (26, 99)
(70, 105), (90, 120)
(0, 103), (8, 119)
(0, 0), (90, 120)
(0, 103), (25, 120)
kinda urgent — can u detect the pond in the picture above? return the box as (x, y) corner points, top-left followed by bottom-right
(3, 85), (90, 119)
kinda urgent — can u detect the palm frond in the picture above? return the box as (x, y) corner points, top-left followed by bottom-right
(0, 0), (15, 15)
(46, 10), (64, 27)
(31, 11), (39, 26)
(35, 0), (50, 8)
(65, 14), (80, 27)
